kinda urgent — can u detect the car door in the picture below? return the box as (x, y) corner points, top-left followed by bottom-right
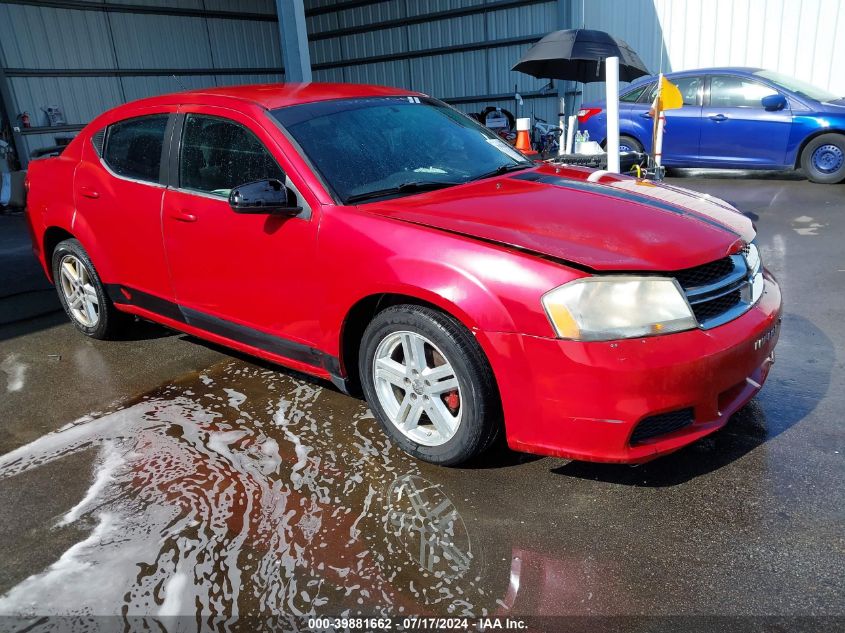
(74, 110), (175, 302)
(161, 106), (321, 358)
(699, 74), (792, 167)
(626, 75), (704, 165)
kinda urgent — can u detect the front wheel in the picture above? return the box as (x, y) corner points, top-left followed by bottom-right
(618, 134), (644, 154)
(800, 133), (845, 184)
(359, 305), (501, 466)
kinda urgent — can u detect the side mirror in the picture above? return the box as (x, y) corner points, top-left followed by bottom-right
(228, 179), (302, 216)
(761, 94), (787, 111)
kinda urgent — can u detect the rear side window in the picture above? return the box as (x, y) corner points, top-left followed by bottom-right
(179, 114), (284, 197)
(103, 115), (169, 183)
(637, 83), (657, 103)
(642, 76), (703, 106)
(621, 85), (647, 102)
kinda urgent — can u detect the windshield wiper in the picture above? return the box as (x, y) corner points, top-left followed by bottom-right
(470, 162), (534, 182)
(344, 180), (461, 204)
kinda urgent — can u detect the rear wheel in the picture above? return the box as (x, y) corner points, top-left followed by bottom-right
(800, 133), (845, 184)
(52, 239), (127, 339)
(359, 305), (501, 466)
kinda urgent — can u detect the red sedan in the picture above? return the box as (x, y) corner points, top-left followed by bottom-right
(24, 83), (781, 465)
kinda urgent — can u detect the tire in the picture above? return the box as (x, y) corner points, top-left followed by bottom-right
(618, 135), (644, 154)
(359, 305), (502, 466)
(52, 238), (127, 339)
(800, 133), (845, 184)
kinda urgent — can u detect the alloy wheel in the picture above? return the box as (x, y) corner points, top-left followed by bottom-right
(59, 254), (100, 327)
(372, 330), (462, 447)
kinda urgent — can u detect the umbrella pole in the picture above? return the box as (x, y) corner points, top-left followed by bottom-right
(558, 95), (566, 156)
(605, 56), (621, 173)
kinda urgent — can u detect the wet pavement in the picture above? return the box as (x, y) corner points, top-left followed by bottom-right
(0, 173), (843, 628)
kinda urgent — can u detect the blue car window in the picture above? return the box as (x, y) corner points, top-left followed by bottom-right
(709, 76), (779, 108)
(642, 76), (702, 106)
(621, 85), (648, 103)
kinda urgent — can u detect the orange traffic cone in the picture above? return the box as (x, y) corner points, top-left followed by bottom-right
(515, 117), (532, 153)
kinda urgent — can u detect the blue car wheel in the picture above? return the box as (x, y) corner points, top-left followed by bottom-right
(617, 135), (644, 155)
(801, 133), (845, 184)
(812, 144), (844, 174)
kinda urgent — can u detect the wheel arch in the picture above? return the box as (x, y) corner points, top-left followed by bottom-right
(794, 128), (845, 169)
(336, 290), (490, 397)
(600, 131), (645, 150)
(42, 226), (77, 282)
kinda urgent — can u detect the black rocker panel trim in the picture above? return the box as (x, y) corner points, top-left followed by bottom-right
(105, 284), (345, 387)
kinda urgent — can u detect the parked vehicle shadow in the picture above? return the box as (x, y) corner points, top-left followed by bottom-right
(550, 312), (832, 486)
(669, 168), (806, 181)
(111, 317), (180, 341)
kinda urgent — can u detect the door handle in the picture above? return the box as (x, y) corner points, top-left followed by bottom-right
(79, 186), (99, 199)
(709, 113), (728, 122)
(169, 209), (197, 223)
(639, 112), (652, 118)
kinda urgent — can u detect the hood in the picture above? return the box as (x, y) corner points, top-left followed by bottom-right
(818, 98), (845, 112)
(363, 165), (755, 271)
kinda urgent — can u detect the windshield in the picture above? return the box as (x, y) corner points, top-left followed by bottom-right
(271, 97), (532, 204)
(753, 70), (840, 102)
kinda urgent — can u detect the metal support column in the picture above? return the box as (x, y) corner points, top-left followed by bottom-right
(275, 0), (312, 83)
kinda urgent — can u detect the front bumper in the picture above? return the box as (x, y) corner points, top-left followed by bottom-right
(481, 270), (782, 463)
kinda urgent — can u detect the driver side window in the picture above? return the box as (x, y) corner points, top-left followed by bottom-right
(179, 114), (284, 197)
(709, 76), (779, 108)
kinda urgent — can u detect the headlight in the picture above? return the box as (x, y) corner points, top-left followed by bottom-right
(542, 277), (697, 341)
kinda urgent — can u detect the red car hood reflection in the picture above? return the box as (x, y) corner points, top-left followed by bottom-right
(363, 165), (755, 271)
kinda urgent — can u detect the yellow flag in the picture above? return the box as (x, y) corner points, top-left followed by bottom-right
(659, 77), (683, 111)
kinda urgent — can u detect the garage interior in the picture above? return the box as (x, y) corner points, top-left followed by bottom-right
(2, 0), (842, 167)
(0, 0), (843, 628)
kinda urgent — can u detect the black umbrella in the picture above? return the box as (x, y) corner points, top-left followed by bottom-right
(512, 29), (649, 83)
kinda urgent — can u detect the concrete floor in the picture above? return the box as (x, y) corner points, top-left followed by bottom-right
(0, 173), (842, 626)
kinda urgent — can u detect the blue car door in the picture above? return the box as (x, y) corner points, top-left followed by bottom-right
(623, 75), (704, 165)
(699, 74), (792, 167)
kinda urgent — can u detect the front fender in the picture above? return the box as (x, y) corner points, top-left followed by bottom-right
(316, 208), (583, 356)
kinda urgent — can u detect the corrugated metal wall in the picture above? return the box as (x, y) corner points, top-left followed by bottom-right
(0, 0), (283, 163)
(306, 0), (844, 117)
(305, 0), (565, 128)
(2, 0), (842, 164)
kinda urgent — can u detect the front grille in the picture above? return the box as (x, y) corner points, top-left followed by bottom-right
(630, 408), (695, 444)
(673, 256), (735, 289)
(690, 289), (742, 322)
(669, 253), (752, 328)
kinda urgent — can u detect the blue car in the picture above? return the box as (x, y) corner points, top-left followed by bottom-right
(578, 67), (845, 183)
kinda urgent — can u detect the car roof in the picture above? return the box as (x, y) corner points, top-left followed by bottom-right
(625, 66), (764, 88)
(121, 82), (422, 111)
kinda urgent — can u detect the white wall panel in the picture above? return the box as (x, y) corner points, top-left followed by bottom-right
(579, 0), (845, 104)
